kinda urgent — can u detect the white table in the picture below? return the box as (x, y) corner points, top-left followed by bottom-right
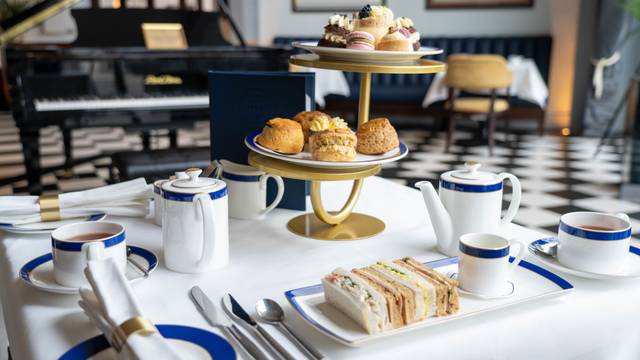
(291, 66), (351, 108)
(1, 177), (639, 360)
(422, 56), (549, 108)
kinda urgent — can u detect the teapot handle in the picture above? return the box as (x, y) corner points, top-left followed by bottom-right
(194, 193), (216, 271)
(499, 172), (521, 225)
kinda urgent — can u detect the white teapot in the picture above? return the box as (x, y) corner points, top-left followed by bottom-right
(415, 161), (521, 256)
(162, 168), (229, 273)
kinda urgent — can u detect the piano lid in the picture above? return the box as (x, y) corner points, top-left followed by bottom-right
(0, 0), (80, 45)
(71, 8), (234, 48)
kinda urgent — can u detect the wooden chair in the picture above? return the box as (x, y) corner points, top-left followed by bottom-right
(444, 54), (512, 156)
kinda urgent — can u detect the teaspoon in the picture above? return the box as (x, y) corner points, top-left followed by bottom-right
(255, 298), (325, 360)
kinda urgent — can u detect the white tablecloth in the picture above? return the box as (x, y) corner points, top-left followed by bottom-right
(1, 177), (639, 360)
(294, 67), (351, 108)
(422, 55), (549, 108)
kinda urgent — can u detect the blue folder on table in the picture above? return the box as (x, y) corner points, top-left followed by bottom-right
(209, 71), (315, 211)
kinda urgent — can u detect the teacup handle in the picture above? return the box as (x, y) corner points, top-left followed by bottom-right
(83, 242), (105, 262)
(508, 238), (528, 271)
(260, 174), (284, 216)
(499, 172), (521, 225)
(194, 193), (216, 271)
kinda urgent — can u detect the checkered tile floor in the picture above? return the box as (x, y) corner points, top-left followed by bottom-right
(0, 113), (638, 241)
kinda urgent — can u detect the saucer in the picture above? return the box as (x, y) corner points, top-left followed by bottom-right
(19, 245), (158, 295)
(59, 324), (235, 360)
(448, 272), (516, 299)
(0, 213), (106, 234)
(528, 238), (640, 280)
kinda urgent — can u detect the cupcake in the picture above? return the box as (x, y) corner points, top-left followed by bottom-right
(394, 17), (421, 51)
(353, 4), (394, 46)
(346, 31), (375, 50)
(377, 28), (413, 52)
(318, 14), (353, 48)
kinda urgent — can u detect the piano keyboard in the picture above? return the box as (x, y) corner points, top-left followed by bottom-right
(34, 95), (210, 112)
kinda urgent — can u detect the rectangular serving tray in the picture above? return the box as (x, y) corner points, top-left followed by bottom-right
(285, 256), (573, 346)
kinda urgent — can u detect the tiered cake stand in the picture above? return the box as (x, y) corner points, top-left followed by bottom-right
(248, 53), (445, 241)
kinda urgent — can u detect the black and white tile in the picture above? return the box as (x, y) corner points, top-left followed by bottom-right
(0, 112), (637, 241)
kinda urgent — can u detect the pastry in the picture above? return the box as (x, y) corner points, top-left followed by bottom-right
(257, 118), (304, 154)
(376, 28), (413, 52)
(322, 257), (460, 334)
(394, 17), (421, 51)
(353, 4), (394, 46)
(356, 118), (399, 154)
(318, 14), (353, 48)
(310, 128), (357, 162)
(293, 111), (331, 141)
(346, 31), (375, 50)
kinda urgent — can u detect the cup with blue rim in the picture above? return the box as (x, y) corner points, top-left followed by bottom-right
(558, 212), (632, 274)
(51, 221), (127, 287)
(458, 233), (528, 297)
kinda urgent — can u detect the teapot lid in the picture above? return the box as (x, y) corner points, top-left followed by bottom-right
(441, 161), (500, 185)
(162, 168), (225, 194)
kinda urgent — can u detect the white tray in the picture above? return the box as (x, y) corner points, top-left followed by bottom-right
(244, 130), (408, 169)
(292, 41), (443, 64)
(285, 256), (573, 347)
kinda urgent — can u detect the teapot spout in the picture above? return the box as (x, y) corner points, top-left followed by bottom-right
(414, 181), (454, 256)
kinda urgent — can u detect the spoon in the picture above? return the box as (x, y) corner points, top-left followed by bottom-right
(530, 238), (558, 258)
(256, 298), (325, 360)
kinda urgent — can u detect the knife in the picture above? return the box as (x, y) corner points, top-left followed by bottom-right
(190, 287), (268, 360)
(223, 293), (296, 360)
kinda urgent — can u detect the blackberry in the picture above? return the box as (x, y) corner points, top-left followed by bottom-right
(358, 5), (372, 19)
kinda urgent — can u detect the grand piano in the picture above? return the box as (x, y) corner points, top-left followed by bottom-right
(3, 3), (293, 193)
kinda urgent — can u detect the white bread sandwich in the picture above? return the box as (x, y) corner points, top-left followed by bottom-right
(322, 258), (460, 334)
(322, 268), (390, 334)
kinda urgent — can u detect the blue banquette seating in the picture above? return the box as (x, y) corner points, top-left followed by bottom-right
(274, 36), (552, 133)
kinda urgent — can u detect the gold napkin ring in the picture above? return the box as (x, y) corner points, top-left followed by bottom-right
(113, 316), (158, 352)
(39, 194), (60, 222)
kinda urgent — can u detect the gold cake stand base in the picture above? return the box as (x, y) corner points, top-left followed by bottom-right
(287, 212), (385, 241)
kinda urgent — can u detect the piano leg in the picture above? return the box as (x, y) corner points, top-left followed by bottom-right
(62, 128), (73, 178)
(142, 131), (151, 150)
(169, 129), (178, 148)
(19, 128), (42, 194)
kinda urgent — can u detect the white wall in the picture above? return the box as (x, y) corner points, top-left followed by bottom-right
(247, 0), (551, 45)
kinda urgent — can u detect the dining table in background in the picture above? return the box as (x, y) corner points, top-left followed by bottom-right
(422, 55), (549, 109)
(0, 177), (639, 359)
(290, 66), (351, 108)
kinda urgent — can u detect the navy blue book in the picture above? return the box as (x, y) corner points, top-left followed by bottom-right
(209, 71), (314, 210)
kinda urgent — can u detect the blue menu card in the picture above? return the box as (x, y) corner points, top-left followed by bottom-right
(209, 71), (314, 210)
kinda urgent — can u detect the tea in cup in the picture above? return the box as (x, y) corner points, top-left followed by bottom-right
(557, 212), (631, 274)
(51, 222), (127, 287)
(458, 233), (527, 297)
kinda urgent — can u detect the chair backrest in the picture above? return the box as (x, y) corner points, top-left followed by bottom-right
(444, 54), (512, 91)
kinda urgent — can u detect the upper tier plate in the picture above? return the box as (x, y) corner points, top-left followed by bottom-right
(244, 130), (408, 169)
(292, 41), (443, 64)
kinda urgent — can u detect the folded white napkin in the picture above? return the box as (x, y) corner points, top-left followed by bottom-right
(0, 178), (152, 225)
(79, 254), (179, 360)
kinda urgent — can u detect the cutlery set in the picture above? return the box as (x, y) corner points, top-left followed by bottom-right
(190, 287), (324, 360)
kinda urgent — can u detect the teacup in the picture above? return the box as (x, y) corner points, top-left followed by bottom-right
(217, 160), (284, 220)
(558, 212), (632, 274)
(458, 233), (527, 297)
(51, 222), (127, 287)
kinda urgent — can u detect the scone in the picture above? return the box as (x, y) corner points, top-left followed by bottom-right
(356, 118), (399, 154)
(257, 118), (304, 154)
(308, 116), (350, 152)
(293, 111), (331, 142)
(310, 128), (357, 162)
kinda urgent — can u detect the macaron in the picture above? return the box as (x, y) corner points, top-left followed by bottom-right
(346, 31), (375, 50)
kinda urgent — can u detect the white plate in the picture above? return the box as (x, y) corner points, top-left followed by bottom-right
(285, 256), (573, 347)
(245, 130), (408, 169)
(293, 41), (443, 64)
(19, 245), (158, 295)
(528, 237), (640, 280)
(59, 324), (235, 360)
(0, 213), (106, 234)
